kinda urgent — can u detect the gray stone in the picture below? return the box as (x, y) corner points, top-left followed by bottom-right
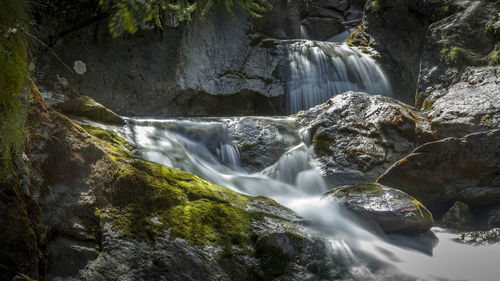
(296, 92), (433, 185)
(456, 228), (500, 246)
(378, 129), (500, 220)
(426, 66), (500, 139)
(441, 201), (472, 229)
(322, 183), (434, 234)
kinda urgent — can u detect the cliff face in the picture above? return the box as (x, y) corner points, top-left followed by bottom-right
(33, 0), (367, 117)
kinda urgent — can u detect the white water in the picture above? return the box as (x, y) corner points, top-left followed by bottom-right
(115, 117), (500, 281)
(286, 41), (392, 113)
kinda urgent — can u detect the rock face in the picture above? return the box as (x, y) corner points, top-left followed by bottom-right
(36, 9), (286, 117)
(34, 0), (371, 117)
(441, 201), (472, 229)
(378, 129), (500, 222)
(296, 92), (433, 185)
(227, 116), (303, 171)
(416, 0), (499, 108)
(425, 66), (500, 139)
(322, 183), (433, 234)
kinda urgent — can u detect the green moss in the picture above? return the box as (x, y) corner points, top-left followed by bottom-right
(312, 132), (333, 157)
(102, 158), (257, 250)
(325, 182), (385, 197)
(347, 25), (370, 47)
(88, 126), (278, 252)
(0, 31), (27, 179)
(79, 96), (125, 125)
(371, 0), (382, 12)
(489, 45), (500, 65)
(80, 125), (132, 158)
(442, 46), (471, 65)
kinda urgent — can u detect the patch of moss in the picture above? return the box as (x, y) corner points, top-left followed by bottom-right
(79, 96), (125, 125)
(80, 125), (132, 159)
(312, 132), (333, 157)
(0, 31), (27, 179)
(442, 46), (471, 65)
(89, 126), (279, 252)
(102, 158), (257, 250)
(325, 182), (385, 198)
(489, 45), (500, 65)
(346, 24), (370, 47)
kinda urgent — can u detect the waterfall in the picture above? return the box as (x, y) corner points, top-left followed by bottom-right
(111, 117), (500, 281)
(286, 41), (392, 113)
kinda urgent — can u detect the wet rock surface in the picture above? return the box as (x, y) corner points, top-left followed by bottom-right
(227, 116), (303, 171)
(296, 92), (433, 185)
(416, 1), (499, 108)
(322, 183), (433, 234)
(425, 66), (500, 138)
(456, 228), (500, 246)
(26, 87), (359, 281)
(378, 129), (500, 224)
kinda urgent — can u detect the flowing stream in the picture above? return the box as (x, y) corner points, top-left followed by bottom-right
(109, 117), (500, 281)
(91, 39), (498, 281)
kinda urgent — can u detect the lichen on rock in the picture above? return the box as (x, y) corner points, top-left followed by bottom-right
(322, 182), (434, 234)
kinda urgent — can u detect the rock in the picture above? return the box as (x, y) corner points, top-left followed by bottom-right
(441, 201), (472, 229)
(377, 129), (500, 220)
(34, 0), (369, 117)
(456, 228), (500, 246)
(79, 95), (125, 125)
(37, 75), (125, 125)
(322, 183), (433, 234)
(35, 7), (287, 117)
(296, 92), (433, 185)
(301, 17), (346, 41)
(227, 116), (303, 171)
(346, 0), (441, 104)
(416, 1), (499, 108)
(425, 66), (500, 139)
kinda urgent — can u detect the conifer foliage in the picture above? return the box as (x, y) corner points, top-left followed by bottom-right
(99, 0), (273, 37)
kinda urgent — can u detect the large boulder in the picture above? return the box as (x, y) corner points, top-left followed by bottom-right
(227, 116), (303, 171)
(34, 0), (370, 117)
(26, 84), (358, 280)
(322, 183), (433, 234)
(378, 129), (500, 221)
(424, 66), (500, 139)
(296, 92), (433, 185)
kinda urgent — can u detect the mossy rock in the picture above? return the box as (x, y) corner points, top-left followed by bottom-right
(81, 124), (289, 253)
(312, 132), (334, 157)
(79, 96), (125, 125)
(323, 183), (434, 234)
(0, 31), (27, 179)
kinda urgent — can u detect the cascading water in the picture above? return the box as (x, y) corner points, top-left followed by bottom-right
(104, 117), (500, 281)
(286, 41), (392, 113)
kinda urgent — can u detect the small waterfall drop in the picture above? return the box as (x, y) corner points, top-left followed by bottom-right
(99, 116), (500, 281)
(286, 41), (392, 113)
